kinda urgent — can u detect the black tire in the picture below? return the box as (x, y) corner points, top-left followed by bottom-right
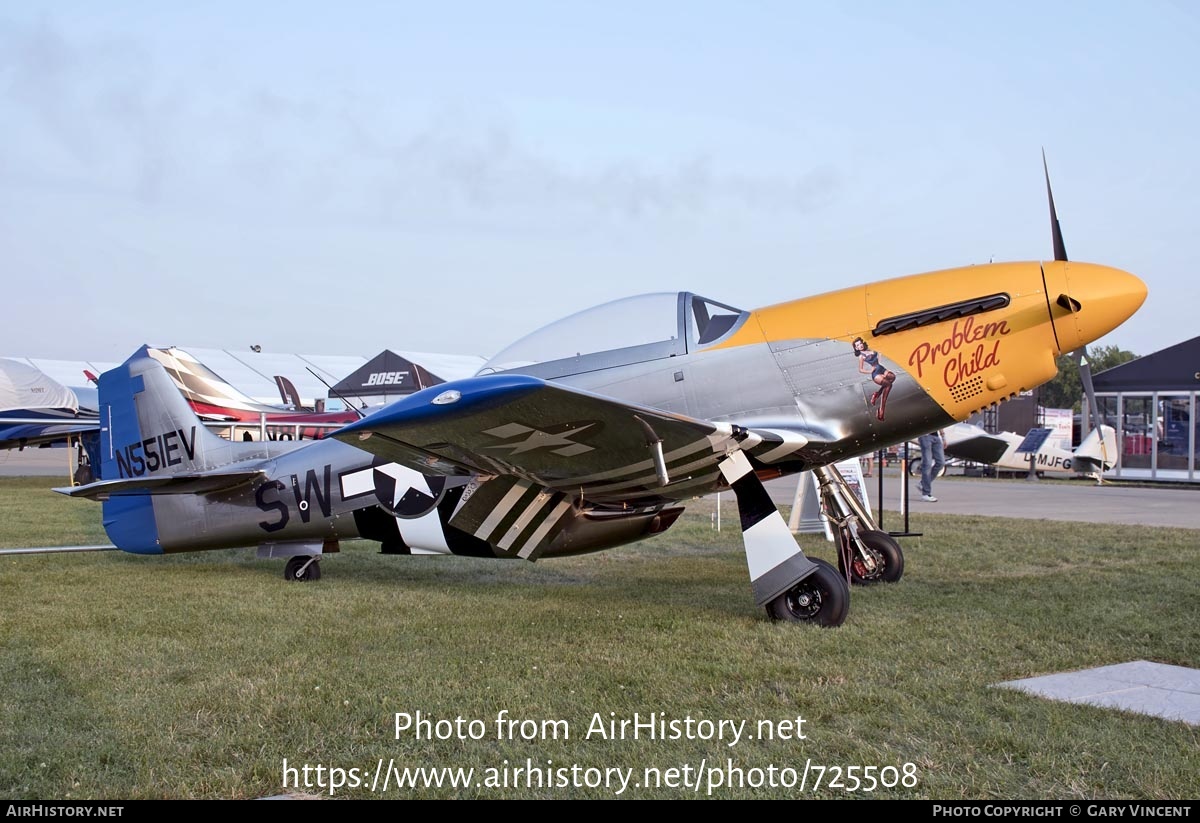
(284, 555), (321, 582)
(765, 558), (850, 627)
(839, 529), (904, 585)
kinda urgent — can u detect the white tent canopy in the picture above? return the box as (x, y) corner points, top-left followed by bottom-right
(1, 347), (487, 409)
(147, 347), (486, 406)
(0, 359), (79, 413)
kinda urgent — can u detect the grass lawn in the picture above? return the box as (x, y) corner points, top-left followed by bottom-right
(1, 477), (1197, 799)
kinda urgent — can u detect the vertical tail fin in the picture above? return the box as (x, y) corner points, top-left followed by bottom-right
(99, 347), (242, 481)
(67, 349), (288, 555)
(1075, 424), (1117, 471)
(274, 375), (307, 410)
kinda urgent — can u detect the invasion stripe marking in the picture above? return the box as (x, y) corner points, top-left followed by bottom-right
(722, 451), (777, 532)
(482, 483), (544, 543)
(578, 471), (723, 503)
(473, 480), (532, 540)
(754, 429), (809, 464)
(396, 508), (451, 555)
(559, 434), (725, 485)
(581, 454), (727, 494)
(497, 492), (556, 550)
(585, 473), (724, 502)
(741, 516), (803, 580)
(516, 499), (573, 559)
(553, 439), (730, 493)
(504, 491), (566, 553)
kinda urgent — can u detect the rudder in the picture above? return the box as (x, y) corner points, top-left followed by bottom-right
(1075, 424), (1117, 470)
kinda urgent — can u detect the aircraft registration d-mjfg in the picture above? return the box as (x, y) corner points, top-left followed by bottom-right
(57, 197), (1147, 628)
(913, 421), (1118, 481)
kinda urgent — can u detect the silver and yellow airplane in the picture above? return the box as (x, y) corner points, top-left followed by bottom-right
(57, 185), (1147, 628)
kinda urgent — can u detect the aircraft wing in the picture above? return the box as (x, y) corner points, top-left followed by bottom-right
(332, 374), (800, 505)
(943, 432), (1011, 465)
(56, 467), (266, 500)
(0, 418), (99, 450)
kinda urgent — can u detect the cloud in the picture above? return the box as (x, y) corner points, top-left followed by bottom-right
(0, 16), (839, 222)
(356, 118), (839, 221)
(0, 15), (174, 201)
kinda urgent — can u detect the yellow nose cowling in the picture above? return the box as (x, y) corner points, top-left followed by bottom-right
(1042, 261), (1148, 354)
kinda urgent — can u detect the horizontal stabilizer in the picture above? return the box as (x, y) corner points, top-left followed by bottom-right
(0, 544), (117, 556)
(945, 433), (1011, 465)
(54, 467), (265, 500)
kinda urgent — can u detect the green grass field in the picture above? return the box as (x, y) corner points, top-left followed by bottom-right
(1, 476), (1197, 799)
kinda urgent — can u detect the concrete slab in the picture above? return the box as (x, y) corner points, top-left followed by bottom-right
(996, 660), (1200, 726)
(0, 448), (75, 478)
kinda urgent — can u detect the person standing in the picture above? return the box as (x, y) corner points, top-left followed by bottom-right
(919, 429), (946, 502)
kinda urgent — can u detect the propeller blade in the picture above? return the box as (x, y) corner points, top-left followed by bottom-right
(1045, 152), (1104, 481)
(1043, 148), (1068, 262)
(1074, 348), (1108, 482)
(1075, 351), (1098, 424)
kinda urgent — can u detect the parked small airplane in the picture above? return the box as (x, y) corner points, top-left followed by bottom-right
(142, 346), (479, 442)
(142, 347), (362, 440)
(910, 421), (1117, 480)
(54, 172), (1148, 627)
(0, 358), (98, 451)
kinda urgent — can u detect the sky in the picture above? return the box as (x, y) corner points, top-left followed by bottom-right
(2, 1), (1197, 364)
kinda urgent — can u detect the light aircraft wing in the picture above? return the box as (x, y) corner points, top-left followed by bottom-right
(0, 418), (99, 449)
(56, 467), (266, 500)
(943, 432), (1011, 465)
(332, 374), (803, 506)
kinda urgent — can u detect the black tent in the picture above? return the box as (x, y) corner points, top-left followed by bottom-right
(1092, 337), (1200, 393)
(329, 351), (444, 405)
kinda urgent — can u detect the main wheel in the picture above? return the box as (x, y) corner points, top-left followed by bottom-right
(284, 555), (321, 582)
(765, 558), (849, 627)
(907, 456), (946, 478)
(839, 529), (904, 585)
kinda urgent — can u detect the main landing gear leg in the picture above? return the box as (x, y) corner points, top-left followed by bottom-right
(719, 451), (849, 627)
(812, 464), (905, 585)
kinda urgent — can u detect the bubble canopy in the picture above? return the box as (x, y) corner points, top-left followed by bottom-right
(480, 292), (747, 379)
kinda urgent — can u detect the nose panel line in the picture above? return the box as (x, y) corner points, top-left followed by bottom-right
(1039, 263), (1064, 353)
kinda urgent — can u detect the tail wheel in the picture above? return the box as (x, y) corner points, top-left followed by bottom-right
(284, 556), (321, 582)
(839, 529), (904, 585)
(766, 558), (849, 627)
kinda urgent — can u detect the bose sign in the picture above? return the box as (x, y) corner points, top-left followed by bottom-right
(365, 371), (411, 387)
